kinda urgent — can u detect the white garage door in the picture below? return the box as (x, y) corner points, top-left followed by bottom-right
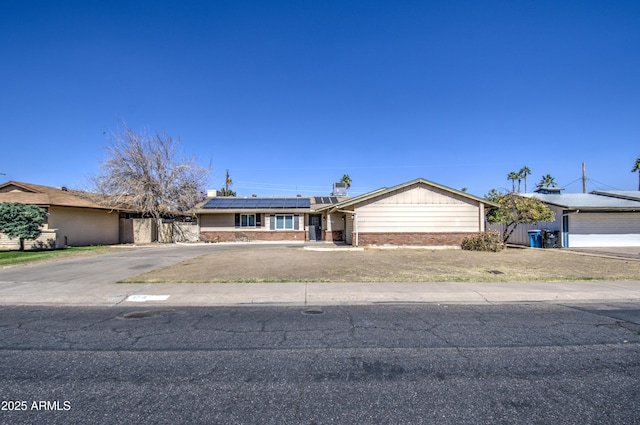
(568, 212), (640, 247)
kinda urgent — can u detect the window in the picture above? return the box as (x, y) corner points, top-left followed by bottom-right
(235, 213), (261, 227)
(276, 214), (293, 229)
(241, 214), (255, 227)
(269, 214), (299, 230)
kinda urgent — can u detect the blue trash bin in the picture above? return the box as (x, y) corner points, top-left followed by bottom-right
(528, 230), (542, 248)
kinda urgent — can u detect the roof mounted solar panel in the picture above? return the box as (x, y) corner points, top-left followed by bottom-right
(203, 197), (310, 209)
(313, 196), (339, 205)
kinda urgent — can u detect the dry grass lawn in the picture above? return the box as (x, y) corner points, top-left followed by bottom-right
(121, 247), (640, 283)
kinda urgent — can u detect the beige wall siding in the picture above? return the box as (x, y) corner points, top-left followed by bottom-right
(120, 218), (157, 243)
(1, 207), (119, 248)
(365, 184), (471, 205)
(356, 204), (481, 232)
(351, 183), (482, 234)
(199, 213), (235, 230)
(326, 212), (345, 232)
(199, 213), (303, 233)
(345, 214), (354, 245)
(0, 229), (58, 249)
(48, 206), (120, 246)
(172, 222), (199, 242)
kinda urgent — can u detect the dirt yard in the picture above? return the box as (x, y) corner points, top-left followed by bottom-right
(122, 246), (640, 283)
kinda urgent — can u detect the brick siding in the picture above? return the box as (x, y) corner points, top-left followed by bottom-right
(356, 232), (474, 246)
(200, 230), (305, 243)
(323, 230), (344, 242)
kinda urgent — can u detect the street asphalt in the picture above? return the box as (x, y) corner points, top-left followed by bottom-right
(0, 242), (639, 307)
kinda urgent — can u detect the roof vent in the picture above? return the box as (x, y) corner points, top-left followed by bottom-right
(534, 186), (564, 195)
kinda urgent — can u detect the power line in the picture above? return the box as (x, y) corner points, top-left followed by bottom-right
(561, 176), (622, 191)
(233, 181), (374, 195)
(560, 177), (583, 188)
(587, 178), (622, 191)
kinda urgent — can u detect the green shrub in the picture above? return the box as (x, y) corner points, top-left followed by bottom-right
(461, 231), (504, 252)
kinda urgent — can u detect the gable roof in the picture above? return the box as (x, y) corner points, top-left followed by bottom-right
(0, 181), (130, 211)
(316, 178), (498, 212)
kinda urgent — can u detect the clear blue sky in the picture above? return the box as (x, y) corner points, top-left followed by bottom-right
(1, 1), (639, 197)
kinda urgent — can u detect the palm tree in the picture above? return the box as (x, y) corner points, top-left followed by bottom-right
(340, 174), (352, 189)
(632, 158), (640, 190)
(538, 174), (557, 188)
(507, 171), (519, 193)
(519, 166), (531, 192)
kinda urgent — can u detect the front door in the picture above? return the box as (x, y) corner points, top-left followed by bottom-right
(309, 215), (322, 241)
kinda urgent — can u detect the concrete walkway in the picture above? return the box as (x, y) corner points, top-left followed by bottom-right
(566, 246), (640, 260)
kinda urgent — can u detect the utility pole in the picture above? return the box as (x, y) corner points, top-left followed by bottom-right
(225, 169), (231, 193)
(582, 162), (587, 193)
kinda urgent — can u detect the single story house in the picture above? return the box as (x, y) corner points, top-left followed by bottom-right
(0, 181), (135, 249)
(495, 188), (640, 248)
(194, 178), (497, 247)
(194, 195), (341, 243)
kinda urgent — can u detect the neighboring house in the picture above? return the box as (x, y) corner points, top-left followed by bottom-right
(494, 188), (640, 248)
(194, 178), (496, 247)
(0, 181), (134, 249)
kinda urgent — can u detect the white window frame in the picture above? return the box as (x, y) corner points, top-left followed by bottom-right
(275, 214), (294, 230)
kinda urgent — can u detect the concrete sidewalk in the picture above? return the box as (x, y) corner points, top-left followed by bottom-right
(1, 279), (639, 306)
(1, 243), (639, 307)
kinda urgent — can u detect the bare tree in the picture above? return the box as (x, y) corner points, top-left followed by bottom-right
(93, 123), (210, 239)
